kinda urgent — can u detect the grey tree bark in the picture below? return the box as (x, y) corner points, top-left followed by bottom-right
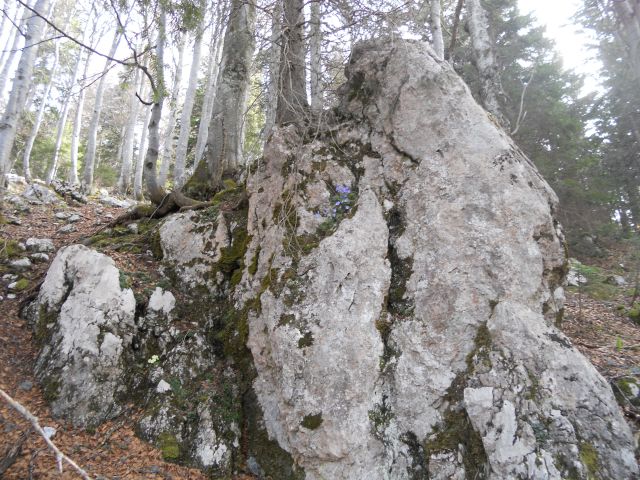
(612, 0), (640, 83)
(309, 0), (322, 113)
(0, 4), (28, 105)
(117, 66), (143, 194)
(134, 100), (153, 200)
(23, 38), (60, 182)
(263, 0), (283, 141)
(275, 0), (308, 125)
(143, 10), (166, 205)
(174, 15), (206, 188)
(80, 29), (122, 193)
(182, 0), (256, 198)
(46, 37), (88, 184)
(467, 0), (509, 129)
(0, 0), (51, 187)
(68, 50), (92, 185)
(193, 1), (226, 166)
(158, 33), (186, 187)
(430, 0), (444, 60)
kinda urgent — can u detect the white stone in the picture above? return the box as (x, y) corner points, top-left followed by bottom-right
(148, 288), (175, 316)
(58, 224), (76, 234)
(9, 258), (31, 271)
(30, 253), (50, 262)
(156, 379), (171, 393)
(239, 40), (637, 479)
(25, 238), (55, 253)
(31, 245), (136, 428)
(67, 214), (81, 223)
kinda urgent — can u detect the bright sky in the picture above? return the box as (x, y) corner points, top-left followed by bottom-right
(518, 0), (602, 94)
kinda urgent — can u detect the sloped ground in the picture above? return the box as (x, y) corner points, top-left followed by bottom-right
(1, 189), (638, 478)
(0, 195), (212, 479)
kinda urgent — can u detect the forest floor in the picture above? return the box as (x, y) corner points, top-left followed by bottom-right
(1, 187), (639, 478)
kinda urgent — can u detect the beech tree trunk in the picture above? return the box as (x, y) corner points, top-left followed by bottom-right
(194, 1), (226, 166)
(613, 0), (640, 84)
(275, 0), (308, 125)
(134, 101), (153, 200)
(430, 0), (444, 60)
(117, 66), (143, 194)
(158, 33), (186, 187)
(174, 16), (206, 188)
(467, 0), (509, 129)
(309, 1), (322, 113)
(0, 4), (28, 104)
(68, 50), (92, 185)
(23, 39), (60, 182)
(0, 0), (50, 187)
(80, 29), (122, 193)
(264, 0), (283, 141)
(182, 0), (256, 198)
(47, 36), (88, 184)
(143, 10), (166, 205)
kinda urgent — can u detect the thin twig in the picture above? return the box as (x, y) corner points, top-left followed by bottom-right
(0, 388), (93, 480)
(511, 68), (534, 135)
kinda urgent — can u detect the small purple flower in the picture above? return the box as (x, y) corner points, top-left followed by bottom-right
(336, 184), (351, 195)
(335, 201), (341, 206)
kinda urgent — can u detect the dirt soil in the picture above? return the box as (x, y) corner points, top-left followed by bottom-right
(1, 190), (638, 478)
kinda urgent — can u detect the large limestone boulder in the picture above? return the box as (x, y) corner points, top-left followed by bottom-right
(159, 209), (230, 288)
(29, 244), (136, 428)
(236, 40), (638, 479)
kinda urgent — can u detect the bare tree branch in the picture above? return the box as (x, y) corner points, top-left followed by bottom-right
(511, 68), (534, 136)
(0, 388), (93, 480)
(0, 6), (25, 36)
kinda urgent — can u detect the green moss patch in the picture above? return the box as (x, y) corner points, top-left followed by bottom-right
(158, 432), (181, 460)
(12, 278), (29, 291)
(579, 441), (599, 479)
(300, 413), (323, 430)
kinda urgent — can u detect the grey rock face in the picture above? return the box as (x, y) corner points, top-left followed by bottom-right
(22, 183), (63, 205)
(30, 244), (136, 428)
(25, 238), (55, 253)
(9, 258), (32, 271)
(606, 274), (626, 286)
(238, 40), (637, 479)
(98, 193), (133, 208)
(159, 210), (229, 288)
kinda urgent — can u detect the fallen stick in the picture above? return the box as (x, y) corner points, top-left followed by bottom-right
(0, 388), (93, 479)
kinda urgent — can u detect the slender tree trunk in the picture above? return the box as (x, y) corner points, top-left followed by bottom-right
(467, 0), (509, 129)
(264, 0), (283, 141)
(613, 0), (640, 84)
(447, 0), (465, 59)
(117, 66), (143, 194)
(0, 0), (50, 187)
(80, 29), (122, 193)
(182, 0), (256, 199)
(194, 1), (226, 166)
(275, 0), (308, 125)
(134, 101), (153, 200)
(23, 39), (60, 181)
(430, 0), (444, 60)
(158, 33), (186, 187)
(47, 14), (93, 184)
(309, 0), (322, 113)
(143, 9), (166, 205)
(0, 4), (28, 103)
(68, 50), (92, 185)
(174, 14), (206, 188)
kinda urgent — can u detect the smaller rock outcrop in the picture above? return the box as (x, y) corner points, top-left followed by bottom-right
(28, 245), (136, 428)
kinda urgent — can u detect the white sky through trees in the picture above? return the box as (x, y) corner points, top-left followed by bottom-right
(518, 0), (602, 94)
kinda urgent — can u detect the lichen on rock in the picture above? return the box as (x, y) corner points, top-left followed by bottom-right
(28, 244), (137, 428)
